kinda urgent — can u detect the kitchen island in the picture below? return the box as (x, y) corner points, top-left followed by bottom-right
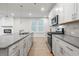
(0, 33), (33, 56)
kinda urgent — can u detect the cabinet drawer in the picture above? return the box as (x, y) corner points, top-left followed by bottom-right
(58, 39), (79, 56)
(9, 50), (20, 56)
(64, 42), (79, 56)
(54, 37), (79, 56)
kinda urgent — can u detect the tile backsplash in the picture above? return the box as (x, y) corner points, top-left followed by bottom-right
(60, 21), (79, 37)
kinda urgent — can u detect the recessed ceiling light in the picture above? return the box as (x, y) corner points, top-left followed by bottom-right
(55, 8), (59, 11)
(55, 7), (63, 11)
(29, 13), (32, 16)
(41, 7), (45, 11)
(20, 5), (23, 7)
(11, 13), (15, 16)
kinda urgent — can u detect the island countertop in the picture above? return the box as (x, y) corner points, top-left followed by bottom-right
(0, 33), (32, 49)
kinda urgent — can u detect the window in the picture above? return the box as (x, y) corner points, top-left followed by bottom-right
(32, 19), (44, 32)
(32, 20), (37, 32)
(38, 19), (44, 32)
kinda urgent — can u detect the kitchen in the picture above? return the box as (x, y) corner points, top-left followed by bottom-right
(0, 3), (79, 56)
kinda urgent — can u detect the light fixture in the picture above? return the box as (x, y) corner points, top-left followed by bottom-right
(55, 8), (59, 11)
(41, 7), (45, 11)
(11, 13), (15, 16)
(55, 7), (63, 11)
(34, 3), (37, 5)
(29, 13), (32, 16)
(20, 5), (23, 7)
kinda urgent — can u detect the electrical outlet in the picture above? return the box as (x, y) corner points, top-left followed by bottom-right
(71, 32), (75, 35)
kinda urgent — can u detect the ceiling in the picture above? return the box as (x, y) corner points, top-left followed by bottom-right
(0, 3), (56, 18)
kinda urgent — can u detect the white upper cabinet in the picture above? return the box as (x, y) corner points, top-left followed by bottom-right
(1, 17), (14, 26)
(49, 3), (79, 24)
(75, 3), (79, 20)
(63, 3), (75, 22)
(57, 3), (79, 24)
(49, 3), (76, 24)
(56, 3), (64, 24)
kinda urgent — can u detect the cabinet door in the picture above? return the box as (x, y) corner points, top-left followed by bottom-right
(9, 50), (20, 56)
(61, 40), (79, 56)
(8, 43), (18, 55)
(57, 39), (71, 56)
(52, 36), (57, 55)
(52, 36), (71, 56)
(25, 36), (30, 55)
(56, 37), (79, 56)
(55, 38), (63, 56)
(27, 35), (32, 52)
(52, 36), (65, 56)
(63, 3), (74, 23)
(23, 42), (28, 56)
(18, 39), (24, 56)
(57, 3), (64, 24)
(2, 17), (14, 26)
(76, 3), (79, 20)
(29, 35), (32, 49)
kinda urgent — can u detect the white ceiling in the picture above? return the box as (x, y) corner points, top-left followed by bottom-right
(0, 3), (56, 18)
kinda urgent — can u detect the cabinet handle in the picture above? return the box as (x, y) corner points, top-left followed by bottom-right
(60, 47), (64, 54)
(13, 46), (18, 50)
(24, 43), (26, 48)
(66, 46), (73, 51)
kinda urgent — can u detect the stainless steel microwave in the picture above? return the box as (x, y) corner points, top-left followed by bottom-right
(4, 29), (12, 33)
(51, 15), (58, 26)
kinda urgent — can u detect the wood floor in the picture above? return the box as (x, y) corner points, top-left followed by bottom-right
(28, 37), (53, 56)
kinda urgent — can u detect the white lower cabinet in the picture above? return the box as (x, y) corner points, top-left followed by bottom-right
(52, 36), (63, 56)
(8, 42), (19, 56)
(52, 35), (79, 56)
(55, 38), (70, 56)
(19, 39), (24, 56)
(9, 34), (33, 56)
(8, 39), (25, 56)
(23, 34), (33, 56)
(52, 36), (56, 55)
(60, 40), (79, 56)
(23, 41), (28, 56)
(28, 34), (33, 53)
(9, 50), (20, 56)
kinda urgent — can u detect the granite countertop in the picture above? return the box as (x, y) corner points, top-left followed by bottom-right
(0, 33), (32, 48)
(53, 34), (79, 48)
